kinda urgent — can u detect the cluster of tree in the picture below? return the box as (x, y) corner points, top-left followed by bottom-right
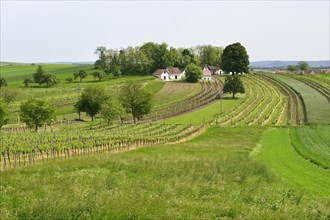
(75, 81), (153, 123)
(0, 93), (54, 131)
(94, 43), (224, 75)
(287, 61), (310, 73)
(23, 66), (59, 87)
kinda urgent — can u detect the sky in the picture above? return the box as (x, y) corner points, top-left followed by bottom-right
(0, 1), (329, 63)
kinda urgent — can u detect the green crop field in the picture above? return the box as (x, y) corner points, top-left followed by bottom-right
(0, 64), (95, 86)
(254, 127), (329, 196)
(290, 125), (330, 169)
(1, 64), (330, 219)
(265, 73), (330, 124)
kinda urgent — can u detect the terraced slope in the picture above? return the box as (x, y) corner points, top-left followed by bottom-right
(146, 80), (222, 121)
(216, 74), (305, 126)
(268, 73), (330, 124)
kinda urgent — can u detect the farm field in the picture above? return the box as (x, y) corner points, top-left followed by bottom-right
(254, 127), (329, 196)
(267, 73), (330, 124)
(1, 64), (330, 219)
(1, 126), (329, 219)
(290, 125), (330, 169)
(0, 64), (94, 86)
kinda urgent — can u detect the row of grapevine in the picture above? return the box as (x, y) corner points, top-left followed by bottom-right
(0, 122), (203, 169)
(216, 74), (305, 126)
(216, 75), (281, 126)
(258, 73), (306, 125)
(145, 80), (222, 121)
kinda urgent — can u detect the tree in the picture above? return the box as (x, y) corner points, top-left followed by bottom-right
(0, 77), (7, 89)
(0, 101), (9, 129)
(92, 71), (105, 81)
(94, 46), (108, 70)
(33, 65), (46, 86)
(41, 73), (58, 87)
(20, 99), (55, 131)
(287, 65), (297, 73)
(185, 63), (202, 83)
(197, 45), (223, 67)
(75, 87), (108, 121)
(119, 81), (153, 123)
(298, 61), (310, 73)
(221, 42), (249, 74)
(74, 70), (88, 82)
(223, 75), (245, 98)
(100, 98), (125, 124)
(23, 78), (33, 87)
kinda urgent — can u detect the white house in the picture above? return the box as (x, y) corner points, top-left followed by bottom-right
(203, 64), (223, 75)
(152, 67), (184, 81)
(203, 68), (212, 80)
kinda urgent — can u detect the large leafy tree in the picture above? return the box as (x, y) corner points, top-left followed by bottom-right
(119, 81), (153, 123)
(74, 70), (88, 82)
(20, 99), (55, 131)
(75, 87), (108, 121)
(0, 101), (9, 129)
(221, 42), (249, 74)
(298, 61), (310, 73)
(100, 98), (125, 124)
(0, 77), (7, 89)
(185, 63), (202, 83)
(223, 75), (245, 98)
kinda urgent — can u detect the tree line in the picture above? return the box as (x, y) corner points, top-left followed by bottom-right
(287, 61), (310, 73)
(93, 42), (224, 75)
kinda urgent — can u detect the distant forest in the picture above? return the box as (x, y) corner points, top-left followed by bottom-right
(94, 42), (223, 75)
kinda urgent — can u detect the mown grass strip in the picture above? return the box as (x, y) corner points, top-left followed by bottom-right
(254, 127), (330, 196)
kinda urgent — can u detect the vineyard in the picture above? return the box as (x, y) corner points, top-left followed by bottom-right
(215, 74), (306, 126)
(146, 79), (222, 121)
(0, 122), (203, 169)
